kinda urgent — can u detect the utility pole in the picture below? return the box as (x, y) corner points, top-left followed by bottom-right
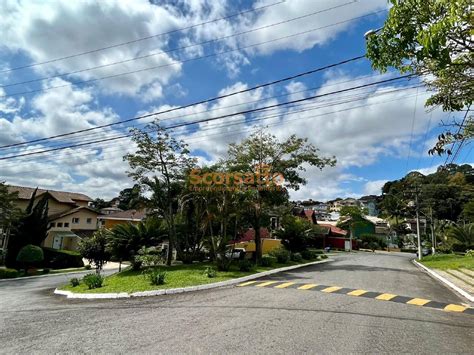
(415, 190), (422, 260)
(430, 206), (435, 255)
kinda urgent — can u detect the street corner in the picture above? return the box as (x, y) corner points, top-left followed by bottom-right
(236, 280), (474, 316)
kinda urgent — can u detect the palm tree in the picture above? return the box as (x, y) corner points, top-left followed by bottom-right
(108, 219), (164, 271)
(447, 223), (474, 249)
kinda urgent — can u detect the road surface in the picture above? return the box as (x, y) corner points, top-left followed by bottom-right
(1, 252), (472, 354)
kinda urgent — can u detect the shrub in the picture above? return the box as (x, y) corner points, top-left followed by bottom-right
(239, 259), (253, 272)
(42, 268), (51, 274)
(204, 266), (217, 278)
(70, 277), (80, 287)
(320, 254), (328, 259)
(0, 268), (19, 279)
(84, 264), (92, 270)
(78, 229), (111, 271)
(144, 269), (166, 285)
(465, 249), (474, 257)
(16, 244), (44, 269)
(290, 252), (303, 262)
(269, 248), (290, 264)
(42, 248), (84, 269)
(216, 256), (232, 271)
(301, 250), (313, 260)
(83, 273), (104, 289)
(134, 247), (162, 269)
(259, 255), (277, 267)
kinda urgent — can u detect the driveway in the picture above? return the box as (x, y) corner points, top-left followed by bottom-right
(0, 252), (472, 354)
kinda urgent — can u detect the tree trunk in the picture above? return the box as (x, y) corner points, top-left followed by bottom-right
(254, 218), (262, 264)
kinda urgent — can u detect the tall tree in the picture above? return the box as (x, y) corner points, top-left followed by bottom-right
(365, 0), (473, 155)
(226, 130), (335, 262)
(117, 184), (145, 210)
(124, 123), (196, 265)
(5, 188), (49, 268)
(0, 183), (20, 252)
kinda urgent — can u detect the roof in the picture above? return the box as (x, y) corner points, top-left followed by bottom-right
(230, 227), (270, 243)
(7, 185), (92, 204)
(317, 223), (348, 236)
(49, 206), (99, 221)
(98, 209), (147, 221)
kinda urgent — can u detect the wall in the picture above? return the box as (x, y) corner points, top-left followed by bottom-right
(100, 219), (139, 229)
(49, 209), (98, 231)
(233, 238), (282, 253)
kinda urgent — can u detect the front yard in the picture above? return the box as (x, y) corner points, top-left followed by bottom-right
(419, 254), (473, 270)
(60, 259), (318, 294)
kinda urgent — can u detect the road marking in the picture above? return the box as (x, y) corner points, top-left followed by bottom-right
(376, 293), (397, 301)
(347, 289), (367, 296)
(407, 298), (431, 306)
(444, 304), (467, 312)
(321, 286), (342, 293)
(237, 281), (258, 287)
(237, 280), (473, 315)
(275, 282), (295, 289)
(256, 281), (279, 287)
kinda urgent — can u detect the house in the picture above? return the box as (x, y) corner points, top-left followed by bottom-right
(98, 209), (147, 229)
(314, 223), (357, 250)
(292, 207), (317, 224)
(292, 208), (357, 250)
(358, 195), (380, 216)
(7, 185), (99, 251)
(230, 227), (282, 254)
(403, 218), (427, 235)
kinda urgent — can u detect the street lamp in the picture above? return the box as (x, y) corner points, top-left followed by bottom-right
(364, 27), (382, 39)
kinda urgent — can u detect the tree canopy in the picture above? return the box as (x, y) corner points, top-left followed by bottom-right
(366, 0), (473, 155)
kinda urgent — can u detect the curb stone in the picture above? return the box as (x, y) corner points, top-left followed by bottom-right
(54, 258), (331, 300)
(412, 259), (474, 304)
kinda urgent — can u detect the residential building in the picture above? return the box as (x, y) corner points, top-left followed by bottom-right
(358, 195), (380, 216)
(98, 209), (147, 229)
(7, 185), (99, 251)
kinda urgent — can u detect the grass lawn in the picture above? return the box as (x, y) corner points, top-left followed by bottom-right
(60, 259), (319, 294)
(420, 254), (474, 270)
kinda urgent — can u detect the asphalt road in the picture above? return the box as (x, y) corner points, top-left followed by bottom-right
(1, 252), (473, 354)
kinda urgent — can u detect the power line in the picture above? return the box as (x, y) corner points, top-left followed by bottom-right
(415, 110), (433, 170)
(0, 10), (385, 99)
(405, 87), (419, 173)
(2, 84), (423, 167)
(0, 1), (286, 74)
(2, 71), (395, 152)
(1, 2), (356, 89)
(447, 105), (471, 164)
(0, 55), (366, 150)
(2, 86), (425, 173)
(0, 75), (413, 161)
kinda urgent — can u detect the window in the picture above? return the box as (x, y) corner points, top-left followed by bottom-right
(49, 222), (56, 228)
(57, 222), (63, 227)
(64, 222), (69, 228)
(72, 218), (80, 224)
(86, 218), (92, 224)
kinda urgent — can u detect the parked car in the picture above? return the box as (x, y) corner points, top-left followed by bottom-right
(225, 248), (246, 260)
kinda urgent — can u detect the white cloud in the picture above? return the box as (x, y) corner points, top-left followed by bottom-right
(0, 0), (184, 98)
(363, 179), (387, 195)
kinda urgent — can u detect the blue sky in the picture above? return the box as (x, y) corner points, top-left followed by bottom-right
(0, 0), (471, 200)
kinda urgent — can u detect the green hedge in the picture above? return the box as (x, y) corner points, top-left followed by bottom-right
(0, 268), (19, 279)
(42, 248), (84, 269)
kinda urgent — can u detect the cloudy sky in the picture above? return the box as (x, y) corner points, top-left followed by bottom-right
(0, 0), (471, 201)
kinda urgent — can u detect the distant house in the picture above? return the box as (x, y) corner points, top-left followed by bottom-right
(98, 209), (147, 229)
(358, 195), (380, 216)
(293, 207), (317, 224)
(7, 185), (99, 251)
(292, 207), (357, 250)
